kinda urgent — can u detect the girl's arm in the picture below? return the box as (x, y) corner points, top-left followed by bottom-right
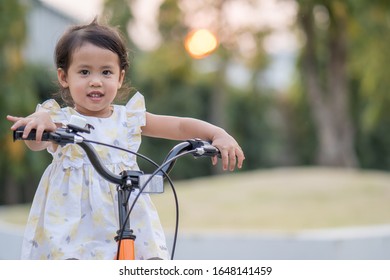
(7, 112), (58, 151)
(142, 112), (245, 171)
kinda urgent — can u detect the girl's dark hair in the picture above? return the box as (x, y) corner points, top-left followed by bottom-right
(54, 18), (131, 106)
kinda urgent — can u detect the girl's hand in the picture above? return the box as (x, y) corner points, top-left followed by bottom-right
(211, 131), (245, 171)
(7, 112), (57, 149)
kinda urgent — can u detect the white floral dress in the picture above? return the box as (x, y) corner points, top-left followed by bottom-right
(21, 92), (169, 260)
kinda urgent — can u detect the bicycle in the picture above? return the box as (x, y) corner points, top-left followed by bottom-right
(12, 115), (220, 260)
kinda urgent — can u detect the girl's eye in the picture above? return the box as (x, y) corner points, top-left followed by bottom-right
(102, 70), (112, 76)
(80, 70), (89, 75)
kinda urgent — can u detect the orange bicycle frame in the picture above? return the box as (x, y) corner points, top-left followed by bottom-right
(116, 239), (135, 260)
(114, 170), (140, 260)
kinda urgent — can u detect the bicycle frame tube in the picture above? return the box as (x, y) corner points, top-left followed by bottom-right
(115, 171), (139, 260)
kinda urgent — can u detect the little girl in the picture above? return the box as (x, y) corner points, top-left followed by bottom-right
(7, 19), (244, 260)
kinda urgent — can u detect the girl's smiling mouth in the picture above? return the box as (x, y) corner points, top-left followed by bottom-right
(87, 91), (104, 100)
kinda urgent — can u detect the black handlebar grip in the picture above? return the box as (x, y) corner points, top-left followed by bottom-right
(186, 139), (221, 158)
(13, 126), (51, 142)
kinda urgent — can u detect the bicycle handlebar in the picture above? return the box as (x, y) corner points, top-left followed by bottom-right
(13, 126), (220, 188)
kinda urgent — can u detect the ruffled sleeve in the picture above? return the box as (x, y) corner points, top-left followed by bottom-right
(35, 99), (70, 155)
(35, 99), (68, 124)
(121, 92), (146, 158)
(125, 91), (146, 128)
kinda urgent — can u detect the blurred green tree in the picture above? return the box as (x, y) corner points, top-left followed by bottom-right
(0, 0), (53, 204)
(294, 0), (358, 167)
(291, 0), (390, 170)
(348, 0), (390, 169)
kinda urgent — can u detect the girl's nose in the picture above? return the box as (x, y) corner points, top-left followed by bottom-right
(89, 76), (102, 87)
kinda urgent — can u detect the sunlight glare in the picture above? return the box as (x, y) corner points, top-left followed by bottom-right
(184, 29), (218, 59)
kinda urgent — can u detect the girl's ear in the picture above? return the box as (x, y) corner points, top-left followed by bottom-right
(118, 70), (125, 89)
(57, 68), (69, 88)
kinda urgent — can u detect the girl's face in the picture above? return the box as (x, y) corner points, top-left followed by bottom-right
(57, 42), (125, 118)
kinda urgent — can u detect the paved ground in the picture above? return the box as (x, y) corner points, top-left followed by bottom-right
(2, 222), (390, 260)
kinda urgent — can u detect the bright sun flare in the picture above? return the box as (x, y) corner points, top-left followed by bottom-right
(184, 29), (218, 59)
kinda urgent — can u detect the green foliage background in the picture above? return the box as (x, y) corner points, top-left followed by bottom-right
(0, 0), (389, 204)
